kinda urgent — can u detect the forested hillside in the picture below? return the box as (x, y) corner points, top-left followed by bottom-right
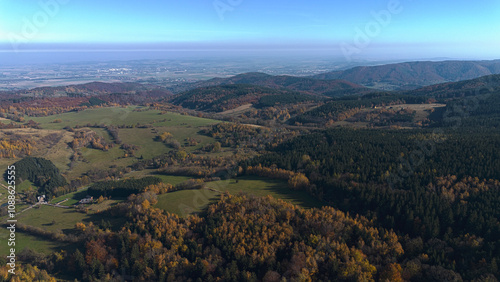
(169, 72), (372, 96)
(290, 93), (431, 126)
(245, 128), (500, 280)
(170, 84), (314, 112)
(311, 60), (500, 90)
(5, 193), (427, 281)
(11, 81), (173, 98)
(4, 157), (67, 195)
(403, 74), (500, 98)
(1, 69), (500, 281)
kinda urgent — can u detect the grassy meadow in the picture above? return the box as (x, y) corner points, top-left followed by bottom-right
(10, 106), (222, 179)
(28, 106), (218, 129)
(0, 106), (325, 257)
(155, 176), (324, 216)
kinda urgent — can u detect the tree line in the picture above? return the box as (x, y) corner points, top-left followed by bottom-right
(244, 127), (500, 280)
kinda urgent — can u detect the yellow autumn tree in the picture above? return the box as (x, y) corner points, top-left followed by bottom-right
(288, 173), (310, 190)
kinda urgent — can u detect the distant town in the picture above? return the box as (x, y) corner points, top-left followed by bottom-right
(0, 56), (353, 91)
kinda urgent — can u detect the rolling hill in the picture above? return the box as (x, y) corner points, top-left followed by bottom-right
(169, 72), (373, 97)
(403, 74), (500, 98)
(311, 60), (500, 90)
(169, 84), (323, 112)
(0, 81), (174, 109)
(289, 74), (500, 127)
(8, 81), (174, 98)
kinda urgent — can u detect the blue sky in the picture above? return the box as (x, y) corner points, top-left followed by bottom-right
(0, 0), (499, 60)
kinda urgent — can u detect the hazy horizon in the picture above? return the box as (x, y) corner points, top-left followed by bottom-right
(0, 47), (497, 67)
(1, 0), (499, 63)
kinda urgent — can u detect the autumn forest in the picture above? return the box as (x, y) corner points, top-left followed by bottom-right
(0, 65), (500, 281)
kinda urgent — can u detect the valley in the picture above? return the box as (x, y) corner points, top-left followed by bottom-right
(0, 62), (499, 281)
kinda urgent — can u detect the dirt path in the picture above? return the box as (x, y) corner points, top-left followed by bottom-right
(242, 124), (263, 128)
(220, 104), (253, 115)
(0, 183), (8, 190)
(19, 202), (41, 214)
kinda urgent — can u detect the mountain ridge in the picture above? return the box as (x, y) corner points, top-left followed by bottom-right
(169, 72), (373, 97)
(311, 60), (500, 90)
(3, 81), (174, 98)
(169, 84), (323, 112)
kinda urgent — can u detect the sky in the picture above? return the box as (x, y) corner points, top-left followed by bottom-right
(0, 0), (499, 61)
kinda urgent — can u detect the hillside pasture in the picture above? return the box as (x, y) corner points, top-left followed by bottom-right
(155, 176), (323, 216)
(28, 106), (219, 129)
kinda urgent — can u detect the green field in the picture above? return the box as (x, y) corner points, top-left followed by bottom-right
(0, 200), (125, 256)
(119, 127), (169, 159)
(91, 127), (113, 142)
(87, 199), (124, 213)
(16, 180), (37, 193)
(155, 176), (324, 216)
(0, 205), (89, 256)
(18, 107), (221, 180)
(0, 230), (70, 255)
(0, 160), (16, 175)
(28, 106), (219, 129)
(154, 174), (194, 185)
(121, 170), (194, 185)
(207, 176), (323, 208)
(155, 189), (218, 216)
(0, 106), (226, 256)
(17, 205), (89, 232)
(154, 126), (217, 152)
(50, 188), (89, 206)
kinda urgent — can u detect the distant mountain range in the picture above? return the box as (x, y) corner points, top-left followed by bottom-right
(169, 72), (372, 97)
(3, 60), (500, 112)
(403, 74), (500, 98)
(171, 73), (500, 113)
(168, 60), (500, 95)
(168, 72), (382, 112)
(311, 60), (500, 90)
(5, 82), (173, 98)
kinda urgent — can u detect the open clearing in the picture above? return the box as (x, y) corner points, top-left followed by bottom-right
(0, 199), (125, 255)
(0, 230), (71, 254)
(0, 128), (74, 171)
(17, 205), (89, 233)
(29, 106), (219, 130)
(50, 188), (89, 206)
(335, 103), (446, 128)
(125, 170), (193, 185)
(0, 106), (325, 256)
(155, 176), (323, 216)
(220, 103), (254, 115)
(380, 103), (446, 121)
(382, 103), (446, 111)
(8, 107), (221, 179)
